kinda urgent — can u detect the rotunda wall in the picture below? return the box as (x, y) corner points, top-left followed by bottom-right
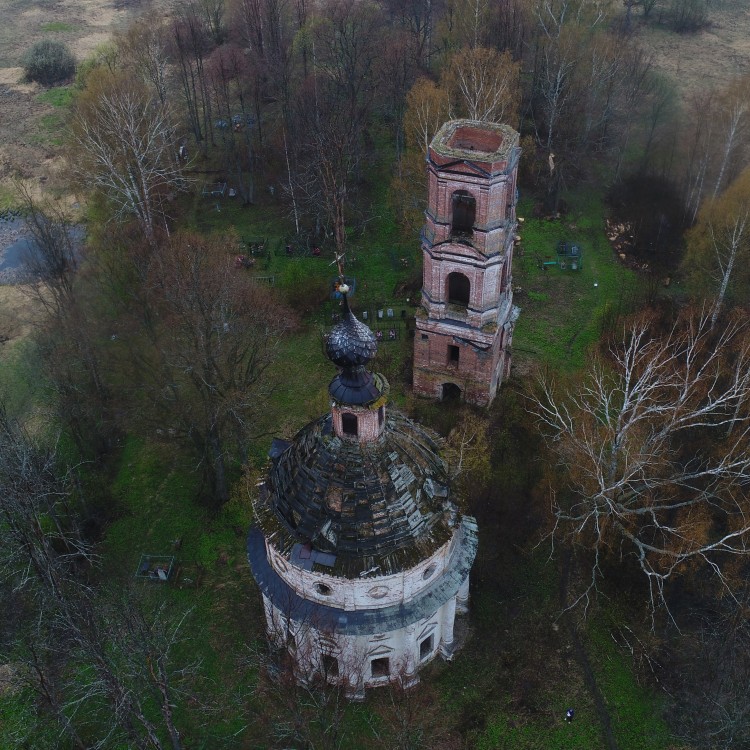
(266, 530), (461, 610)
(264, 594), (457, 693)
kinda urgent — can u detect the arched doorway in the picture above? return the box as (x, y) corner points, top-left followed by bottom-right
(451, 191), (475, 235)
(447, 272), (470, 306)
(441, 382), (462, 402)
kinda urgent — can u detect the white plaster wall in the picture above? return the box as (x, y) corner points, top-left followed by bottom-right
(266, 531), (459, 610)
(265, 594), (464, 692)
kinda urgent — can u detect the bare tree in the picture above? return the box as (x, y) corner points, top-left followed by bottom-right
(404, 76), (450, 156)
(531, 309), (750, 620)
(442, 46), (520, 125)
(127, 232), (295, 503)
(116, 13), (171, 107)
(72, 72), (188, 246)
(14, 185), (114, 456)
(684, 167), (750, 327)
(0, 409), (196, 749)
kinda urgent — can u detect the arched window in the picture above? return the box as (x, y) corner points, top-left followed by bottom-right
(342, 413), (358, 436)
(451, 190), (475, 235)
(447, 272), (470, 306)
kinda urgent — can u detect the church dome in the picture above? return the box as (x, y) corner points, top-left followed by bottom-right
(325, 299), (378, 369)
(255, 411), (455, 578)
(325, 296), (385, 407)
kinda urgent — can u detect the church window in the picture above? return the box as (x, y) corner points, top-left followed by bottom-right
(342, 413), (358, 436)
(451, 190), (476, 235)
(448, 345), (460, 364)
(378, 406), (385, 426)
(421, 333), (428, 340)
(315, 582), (332, 596)
(420, 635), (434, 660)
(321, 654), (339, 677)
(447, 272), (470, 306)
(423, 564), (437, 580)
(371, 657), (390, 678)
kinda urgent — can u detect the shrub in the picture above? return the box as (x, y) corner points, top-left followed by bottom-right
(22, 40), (76, 85)
(670, 0), (709, 32)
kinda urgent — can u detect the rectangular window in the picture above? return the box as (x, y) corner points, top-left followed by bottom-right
(421, 334), (428, 340)
(371, 657), (390, 678)
(420, 635), (434, 661)
(378, 406), (384, 426)
(342, 413), (358, 436)
(321, 654), (339, 677)
(448, 345), (460, 364)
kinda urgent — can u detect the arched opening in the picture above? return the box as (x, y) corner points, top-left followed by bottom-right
(451, 190), (476, 236)
(341, 413), (358, 437)
(447, 272), (470, 306)
(441, 383), (462, 402)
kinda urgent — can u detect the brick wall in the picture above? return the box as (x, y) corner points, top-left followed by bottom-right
(414, 119), (520, 407)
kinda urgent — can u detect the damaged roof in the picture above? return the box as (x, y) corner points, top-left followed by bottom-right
(255, 411), (456, 578)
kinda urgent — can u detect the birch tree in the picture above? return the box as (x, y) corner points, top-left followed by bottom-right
(531, 309), (750, 620)
(73, 72), (188, 246)
(684, 167), (750, 327)
(442, 46), (521, 125)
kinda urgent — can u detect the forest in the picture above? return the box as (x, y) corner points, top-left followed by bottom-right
(2, 0), (750, 748)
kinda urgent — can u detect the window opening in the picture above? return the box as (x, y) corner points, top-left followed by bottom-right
(371, 657), (390, 678)
(315, 582), (332, 596)
(321, 654), (339, 677)
(342, 413), (358, 436)
(447, 272), (470, 306)
(378, 406), (384, 426)
(420, 635), (434, 660)
(448, 345), (460, 364)
(451, 191), (476, 235)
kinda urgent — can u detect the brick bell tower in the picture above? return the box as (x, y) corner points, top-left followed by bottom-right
(413, 119), (521, 406)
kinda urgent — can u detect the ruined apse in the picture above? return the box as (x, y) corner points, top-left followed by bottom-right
(247, 292), (478, 699)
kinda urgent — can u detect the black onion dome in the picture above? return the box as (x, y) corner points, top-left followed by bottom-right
(325, 298), (377, 368)
(255, 412), (455, 577)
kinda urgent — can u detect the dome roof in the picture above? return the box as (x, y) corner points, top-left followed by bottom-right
(325, 300), (377, 369)
(255, 412), (456, 578)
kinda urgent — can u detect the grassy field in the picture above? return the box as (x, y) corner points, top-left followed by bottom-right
(512, 192), (637, 372)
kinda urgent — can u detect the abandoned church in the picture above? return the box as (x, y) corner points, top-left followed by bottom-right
(247, 119), (519, 697)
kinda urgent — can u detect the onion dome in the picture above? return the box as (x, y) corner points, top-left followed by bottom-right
(325, 295), (385, 406)
(325, 295), (377, 368)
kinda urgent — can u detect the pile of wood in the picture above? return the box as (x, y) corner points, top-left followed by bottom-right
(606, 218), (639, 263)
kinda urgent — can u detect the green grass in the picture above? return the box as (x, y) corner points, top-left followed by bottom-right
(41, 21), (74, 33)
(513, 191), (636, 370)
(37, 85), (73, 107)
(0, 338), (46, 421)
(33, 112), (67, 147)
(104, 436), (209, 574)
(0, 183), (18, 212)
(587, 618), (672, 750)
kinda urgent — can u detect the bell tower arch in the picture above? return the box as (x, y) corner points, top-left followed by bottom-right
(413, 119), (521, 406)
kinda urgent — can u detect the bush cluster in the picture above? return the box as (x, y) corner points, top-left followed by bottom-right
(22, 40), (76, 85)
